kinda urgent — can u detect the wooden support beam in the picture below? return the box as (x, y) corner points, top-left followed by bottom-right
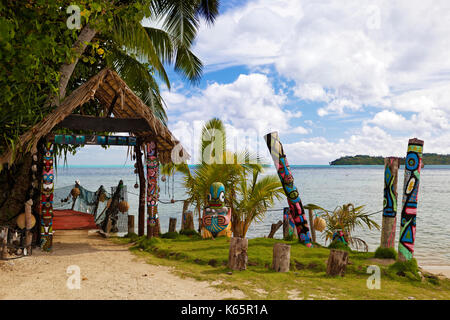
(106, 93), (119, 117)
(55, 114), (151, 132)
(48, 134), (137, 146)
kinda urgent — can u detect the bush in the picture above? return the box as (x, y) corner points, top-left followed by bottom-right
(388, 259), (421, 281)
(328, 240), (352, 252)
(124, 232), (139, 242)
(161, 231), (179, 239)
(179, 229), (200, 237)
(136, 237), (161, 249)
(374, 247), (397, 260)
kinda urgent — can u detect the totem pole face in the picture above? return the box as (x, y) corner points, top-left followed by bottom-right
(203, 182), (230, 236)
(207, 182), (225, 208)
(277, 156), (300, 203)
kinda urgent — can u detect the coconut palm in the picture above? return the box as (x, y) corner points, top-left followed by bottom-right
(305, 203), (380, 251)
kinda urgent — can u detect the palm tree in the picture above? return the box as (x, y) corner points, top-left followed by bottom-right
(305, 203), (380, 251)
(162, 118), (283, 237)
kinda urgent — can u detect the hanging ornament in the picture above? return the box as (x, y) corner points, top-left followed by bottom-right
(134, 182), (139, 189)
(118, 200), (130, 213)
(161, 175), (166, 182)
(313, 216), (326, 232)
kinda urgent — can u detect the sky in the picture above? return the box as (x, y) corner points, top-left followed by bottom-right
(64, 0), (450, 166)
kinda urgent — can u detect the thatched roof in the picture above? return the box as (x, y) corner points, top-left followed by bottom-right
(0, 68), (189, 165)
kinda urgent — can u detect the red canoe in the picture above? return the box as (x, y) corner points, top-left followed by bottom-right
(53, 209), (99, 230)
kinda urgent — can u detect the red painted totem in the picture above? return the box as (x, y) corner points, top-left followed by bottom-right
(40, 142), (54, 251)
(146, 141), (159, 237)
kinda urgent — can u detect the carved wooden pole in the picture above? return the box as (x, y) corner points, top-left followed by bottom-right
(283, 207), (297, 240)
(398, 138), (424, 261)
(25, 199), (33, 253)
(40, 142), (54, 251)
(380, 157), (400, 248)
(146, 141), (160, 238)
(264, 132), (312, 247)
(135, 141), (146, 236)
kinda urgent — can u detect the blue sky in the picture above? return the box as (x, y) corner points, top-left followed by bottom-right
(64, 0), (450, 166)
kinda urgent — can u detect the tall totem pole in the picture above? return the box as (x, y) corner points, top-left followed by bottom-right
(40, 142), (54, 251)
(264, 132), (312, 247)
(146, 141), (160, 238)
(380, 157), (400, 248)
(398, 138), (424, 261)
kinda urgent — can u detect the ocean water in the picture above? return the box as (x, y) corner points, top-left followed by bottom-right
(53, 165), (450, 265)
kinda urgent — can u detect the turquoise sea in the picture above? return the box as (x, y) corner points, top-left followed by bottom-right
(53, 165), (450, 265)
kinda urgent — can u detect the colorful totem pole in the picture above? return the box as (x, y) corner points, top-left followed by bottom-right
(398, 138), (424, 261)
(380, 157), (400, 248)
(40, 142), (54, 251)
(146, 141), (159, 238)
(264, 132), (312, 247)
(282, 207), (297, 240)
(201, 182), (232, 239)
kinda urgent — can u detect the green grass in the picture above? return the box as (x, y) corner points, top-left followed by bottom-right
(114, 235), (450, 300)
(375, 247), (398, 260)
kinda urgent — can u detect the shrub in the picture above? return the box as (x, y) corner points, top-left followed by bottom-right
(179, 229), (200, 237)
(388, 259), (421, 281)
(374, 247), (397, 260)
(124, 232), (139, 242)
(328, 240), (353, 252)
(161, 231), (179, 239)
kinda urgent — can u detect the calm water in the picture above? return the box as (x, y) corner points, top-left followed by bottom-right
(54, 165), (450, 265)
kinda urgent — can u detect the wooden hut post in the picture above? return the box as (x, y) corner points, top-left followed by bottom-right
(272, 243), (291, 272)
(135, 141), (146, 236)
(265, 132), (312, 246)
(24, 199), (33, 253)
(380, 157), (400, 248)
(326, 249), (349, 276)
(40, 142), (55, 252)
(398, 138), (424, 261)
(1, 227), (8, 260)
(228, 237), (248, 271)
(168, 218), (177, 233)
(308, 208), (316, 243)
(146, 141), (160, 238)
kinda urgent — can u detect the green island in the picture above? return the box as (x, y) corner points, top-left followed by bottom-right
(330, 154), (450, 165)
(115, 233), (450, 300)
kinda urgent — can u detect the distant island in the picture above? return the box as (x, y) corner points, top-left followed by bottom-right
(330, 153), (450, 165)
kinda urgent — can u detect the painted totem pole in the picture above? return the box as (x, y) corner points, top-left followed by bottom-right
(146, 141), (160, 238)
(380, 157), (400, 248)
(201, 182), (232, 239)
(264, 132), (312, 247)
(40, 142), (54, 251)
(398, 138), (424, 261)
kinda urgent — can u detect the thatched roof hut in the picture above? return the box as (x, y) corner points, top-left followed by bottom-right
(0, 68), (188, 165)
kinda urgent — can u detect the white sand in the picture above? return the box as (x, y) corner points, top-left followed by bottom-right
(421, 265), (450, 279)
(0, 230), (245, 300)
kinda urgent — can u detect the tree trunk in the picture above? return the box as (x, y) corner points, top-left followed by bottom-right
(272, 243), (291, 272)
(228, 237), (248, 271)
(308, 209), (316, 243)
(54, 24), (97, 105)
(326, 249), (349, 276)
(168, 217), (177, 233)
(268, 220), (283, 239)
(128, 215), (135, 234)
(181, 210), (194, 230)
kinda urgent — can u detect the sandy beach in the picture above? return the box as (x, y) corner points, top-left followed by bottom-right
(421, 266), (450, 279)
(0, 230), (245, 300)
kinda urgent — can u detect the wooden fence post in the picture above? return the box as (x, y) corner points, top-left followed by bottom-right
(380, 157), (400, 248)
(272, 243), (291, 272)
(398, 138), (424, 261)
(169, 218), (177, 233)
(326, 249), (348, 276)
(228, 237), (248, 271)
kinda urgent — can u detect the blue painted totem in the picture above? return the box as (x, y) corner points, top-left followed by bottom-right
(201, 182), (232, 239)
(398, 138), (424, 261)
(380, 157), (400, 248)
(264, 132), (312, 247)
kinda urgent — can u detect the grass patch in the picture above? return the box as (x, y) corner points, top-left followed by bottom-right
(116, 235), (450, 300)
(375, 247), (398, 260)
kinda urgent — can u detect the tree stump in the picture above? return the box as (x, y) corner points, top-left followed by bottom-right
(169, 217), (177, 233)
(272, 243), (291, 272)
(1, 227), (8, 260)
(268, 220), (283, 238)
(181, 210), (194, 230)
(128, 215), (135, 234)
(228, 237), (248, 271)
(326, 249), (349, 276)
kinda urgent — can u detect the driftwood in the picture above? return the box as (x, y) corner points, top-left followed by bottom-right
(272, 243), (291, 272)
(326, 249), (349, 276)
(268, 220), (283, 238)
(128, 215), (135, 234)
(1, 227), (8, 260)
(169, 218), (177, 233)
(228, 237), (248, 271)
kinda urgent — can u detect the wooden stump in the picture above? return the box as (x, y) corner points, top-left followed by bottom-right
(181, 210), (194, 230)
(308, 209), (316, 243)
(128, 215), (135, 234)
(169, 217), (177, 233)
(1, 227), (8, 260)
(228, 237), (248, 271)
(268, 220), (283, 238)
(326, 249), (349, 276)
(272, 243), (291, 272)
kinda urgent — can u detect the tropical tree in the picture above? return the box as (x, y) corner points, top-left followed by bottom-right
(305, 203), (380, 251)
(162, 118), (283, 237)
